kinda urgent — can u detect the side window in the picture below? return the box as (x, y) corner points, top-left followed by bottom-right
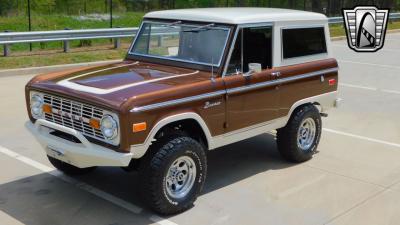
(282, 27), (327, 59)
(226, 26), (273, 75)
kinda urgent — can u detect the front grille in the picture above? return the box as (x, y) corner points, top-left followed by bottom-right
(43, 94), (107, 143)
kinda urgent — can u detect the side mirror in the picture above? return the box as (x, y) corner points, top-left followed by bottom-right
(243, 69), (255, 77)
(243, 63), (261, 77)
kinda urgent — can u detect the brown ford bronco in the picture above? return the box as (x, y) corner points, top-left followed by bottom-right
(26, 8), (340, 214)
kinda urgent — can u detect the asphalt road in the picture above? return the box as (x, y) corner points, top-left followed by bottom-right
(0, 33), (400, 225)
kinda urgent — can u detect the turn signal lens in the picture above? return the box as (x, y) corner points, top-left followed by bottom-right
(133, 122), (147, 133)
(89, 118), (101, 130)
(42, 104), (52, 114)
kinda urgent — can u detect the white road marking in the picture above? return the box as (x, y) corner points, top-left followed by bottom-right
(0, 210), (25, 225)
(323, 128), (400, 148)
(0, 145), (178, 225)
(338, 60), (400, 70)
(339, 83), (377, 91)
(382, 89), (400, 95)
(339, 83), (400, 95)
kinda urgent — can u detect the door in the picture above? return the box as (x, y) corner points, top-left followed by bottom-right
(223, 26), (280, 132)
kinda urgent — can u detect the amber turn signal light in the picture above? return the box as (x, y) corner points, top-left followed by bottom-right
(42, 104), (52, 114)
(133, 122), (147, 133)
(89, 118), (101, 130)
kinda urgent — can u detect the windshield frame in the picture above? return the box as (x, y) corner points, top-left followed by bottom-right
(127, 20), (233, 69)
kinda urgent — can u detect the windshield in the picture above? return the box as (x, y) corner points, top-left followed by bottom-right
(130, 21), (231, 67)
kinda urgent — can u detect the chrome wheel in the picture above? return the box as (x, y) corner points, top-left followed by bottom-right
(297, 118), (316, 151)
(165, 156), (197, 199)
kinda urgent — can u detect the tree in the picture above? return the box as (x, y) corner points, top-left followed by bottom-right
(0, 0), (16, 16)
(311, 0), (322, 13)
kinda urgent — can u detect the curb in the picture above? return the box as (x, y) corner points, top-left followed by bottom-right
(331, 36), (347, 41)
(387, 28), (400, 34)
(0, 59), (123, 77)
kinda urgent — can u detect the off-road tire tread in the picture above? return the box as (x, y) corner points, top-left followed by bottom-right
(140, 134), (206, 215)
(277, 104), (322, 163)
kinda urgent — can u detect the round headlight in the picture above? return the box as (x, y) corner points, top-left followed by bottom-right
(30, 94), (43, 118)
(100, 115), (118, 140)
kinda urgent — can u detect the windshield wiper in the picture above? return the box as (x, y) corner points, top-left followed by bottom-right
(183, 23), (215, 33)
(166, 21), (182, 27)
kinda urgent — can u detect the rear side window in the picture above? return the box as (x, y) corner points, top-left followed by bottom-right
(282, 27), (327, 59)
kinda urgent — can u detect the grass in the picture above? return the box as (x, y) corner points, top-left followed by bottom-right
(0, 47), (127, 69)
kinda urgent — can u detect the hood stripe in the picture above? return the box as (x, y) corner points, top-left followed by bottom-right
(57, 62), (200, 94)
(62, 61), (139, 82)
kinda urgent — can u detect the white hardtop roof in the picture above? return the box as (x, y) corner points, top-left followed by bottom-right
(144, 7), (327, 24)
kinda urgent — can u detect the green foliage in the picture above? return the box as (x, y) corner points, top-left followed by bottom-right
(1, 0), (399, 17)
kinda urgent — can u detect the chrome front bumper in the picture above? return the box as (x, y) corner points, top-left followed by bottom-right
(26, 119), (132, 168)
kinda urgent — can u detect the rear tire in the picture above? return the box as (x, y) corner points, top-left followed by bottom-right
(277, 104), (322, 163)
(139, 135), (207, 215)
(47, 156), (96, 175)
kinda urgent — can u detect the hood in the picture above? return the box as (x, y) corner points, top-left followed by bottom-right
(28, 60), (211, 110)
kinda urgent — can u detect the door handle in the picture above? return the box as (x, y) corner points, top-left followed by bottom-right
(271, 71), (281, 78)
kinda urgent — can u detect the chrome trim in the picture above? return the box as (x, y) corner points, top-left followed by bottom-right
(222, 27), (239, 77)
(34, 91), (121, 146)
(126, 22), (144, 57)
(227, 67), (338, 94)
(130, 90), (226, 112)
(130, 91), (338, 158)
(210, 91), (338, 150)
(130, 67), (338, 112)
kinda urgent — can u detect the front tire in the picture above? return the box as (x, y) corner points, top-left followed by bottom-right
(277, 104), (322, 163)
(140, 135), (207, 215)
(47, 156), (96, 175)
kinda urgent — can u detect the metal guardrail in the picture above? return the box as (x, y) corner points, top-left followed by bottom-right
(0, 28), (138, 44)
(1, 12), (399, 57)
(0, 28), (139, 56)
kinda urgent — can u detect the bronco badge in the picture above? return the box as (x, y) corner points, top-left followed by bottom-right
(342, 6), (389, 52)
(204, 101), (221, 109)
